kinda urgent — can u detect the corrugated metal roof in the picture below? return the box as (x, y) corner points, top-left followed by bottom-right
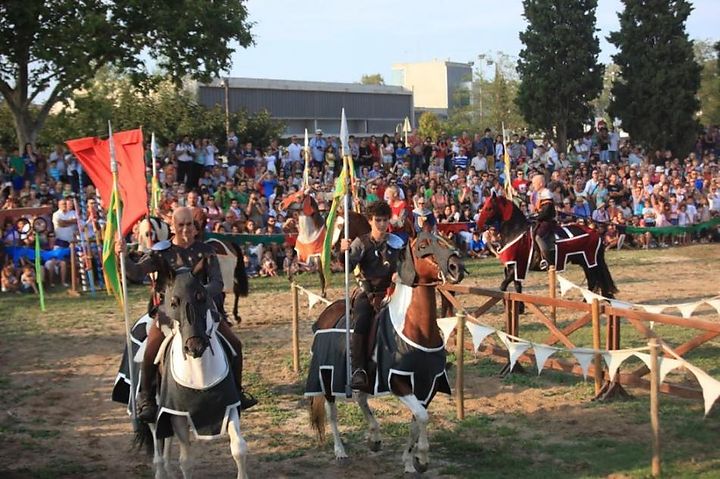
(205, 77), (411, 96)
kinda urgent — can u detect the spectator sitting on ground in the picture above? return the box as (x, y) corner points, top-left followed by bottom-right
(1, 262), (20, 293)
(20, 263), (38, 294)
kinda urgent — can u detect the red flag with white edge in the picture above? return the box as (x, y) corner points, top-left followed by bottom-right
(66, 129), (148, 236)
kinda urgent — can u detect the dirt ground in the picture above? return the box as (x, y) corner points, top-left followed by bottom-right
(1, 244), (719, 478)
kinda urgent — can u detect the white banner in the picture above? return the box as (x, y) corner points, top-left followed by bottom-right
(602, 349), (637, 382)
(570, 348), (597, 380)
(685, 363), (720, 416)
(466, 322), (497, 352)
(532, 344), (559, 375)
(557, 276), (576, 297)
(676, 301), (702, 319)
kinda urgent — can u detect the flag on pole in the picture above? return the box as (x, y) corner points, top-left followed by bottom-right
(320, 167), (349, 278)
(102, 184), (123, 304)
(34, 234), (46, 311)
(502, 122), (515, 199)
(66, 129), (147, 236)
(302, 128), (311, 189)
(150, 132), (161, 215)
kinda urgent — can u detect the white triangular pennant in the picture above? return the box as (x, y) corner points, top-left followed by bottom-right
(466, 321), (496, 351)
(658, 357), (684, 383)
(602, 349), (636, 382)
(532, 344), (559, 375)
(685, 364), (720, 416)
(580, 288), (604, 304)
(436, 317), (458, 348)
(507, 341), (532, 372)
(571, 348), (597, 380)
(557, 276), (576, 297)
(706, 298), (720, 316)
(496, 330), (512, 350)
(307, 291), (323, 311)
(639, 304), (666, 315)
(634, 352), (653, 370)
(609, 299), (633, 310)
(676, 301), (701, 319)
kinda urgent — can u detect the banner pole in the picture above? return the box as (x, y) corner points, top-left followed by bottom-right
(110, 121), (138, 427)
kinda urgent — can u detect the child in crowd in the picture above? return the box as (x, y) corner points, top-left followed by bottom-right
(20, 264), (38, 294)
(1, 263), (20, 293)
(259, 250), (278, 277)
(467, 230), (488, 258)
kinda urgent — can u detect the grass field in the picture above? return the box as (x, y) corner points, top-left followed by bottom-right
(0, 244), (719, 478)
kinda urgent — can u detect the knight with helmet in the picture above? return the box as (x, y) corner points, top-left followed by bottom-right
(531, 174), (556, 270)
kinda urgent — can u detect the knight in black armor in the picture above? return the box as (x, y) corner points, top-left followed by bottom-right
(339, 201), (402, 390)
(531, 174), (557, 270)
(117, 207), (256, 423)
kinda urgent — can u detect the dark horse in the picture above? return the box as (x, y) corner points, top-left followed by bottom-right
(114, 259), (248, 478)
(138, 216), (250, 324)
(281, 190), (370, 297)
(306, 231), (464, 473)
(476, 192), (617, 298)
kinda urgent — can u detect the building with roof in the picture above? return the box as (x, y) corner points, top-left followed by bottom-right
(390, 60), (473, 120)
(197, 78), (413, 138)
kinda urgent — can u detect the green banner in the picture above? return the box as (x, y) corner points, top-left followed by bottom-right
(624, 217), (720, 236)
(206, 232), (290, 246)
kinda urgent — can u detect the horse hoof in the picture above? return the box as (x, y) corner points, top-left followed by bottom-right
(413, 457), (428, 474)
(368, 439), (382, 452)
(336, 456), (350, 466)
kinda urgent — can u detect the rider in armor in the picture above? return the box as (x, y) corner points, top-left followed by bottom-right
(531, 174), (557, 270)
(339, 201), (401, 390)
(117, 207), (256, 423)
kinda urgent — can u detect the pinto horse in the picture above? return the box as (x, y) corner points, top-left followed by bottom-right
(476, 192), (618, 298)
(281, 190), (370, 297)
(305, 231), (464, 473)
(138, 216), (250, 324)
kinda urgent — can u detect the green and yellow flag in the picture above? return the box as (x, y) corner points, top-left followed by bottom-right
(102, 185), (123, 305)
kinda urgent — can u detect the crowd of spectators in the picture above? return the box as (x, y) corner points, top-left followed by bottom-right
(2, 122), (720, 292)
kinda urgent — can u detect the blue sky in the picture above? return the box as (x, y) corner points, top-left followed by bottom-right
(227, 0), (719, 83)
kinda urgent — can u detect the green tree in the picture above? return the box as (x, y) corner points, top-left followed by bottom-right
(695, 40), (720, 127)
(360, 74), (385, 85)
(0, 0), (254, 148)
(516, 0), (603, 153)
(590, 63), (621, 123)
(608, 0), (701, 153)
(417, 111), (442, 141)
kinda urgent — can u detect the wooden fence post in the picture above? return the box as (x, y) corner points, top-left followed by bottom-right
(649, 337), (661, 477)
(548, 267), (557, 324)
(591, 298), (603, 396)
(69, 240), (79, 296)
(455, 314), (465, 420)
(291, 282), (300, 374)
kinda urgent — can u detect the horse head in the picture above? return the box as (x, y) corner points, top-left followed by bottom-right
(476, 191), (514, 229)
(163, 260), (213, 359)
(398, 231), (464, 286)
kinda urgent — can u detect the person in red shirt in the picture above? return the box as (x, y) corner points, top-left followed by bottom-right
(511, 170), (530, 196)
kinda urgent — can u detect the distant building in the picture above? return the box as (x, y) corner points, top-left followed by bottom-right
(391, 60), (473, 121)
(197, 78), (413, 138)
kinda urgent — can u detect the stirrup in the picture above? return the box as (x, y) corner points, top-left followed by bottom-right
(136, 396), (158, 423)
(351, 369), (369, 389)
(539, 259), (549, 270)
(239, 389), (258, 410)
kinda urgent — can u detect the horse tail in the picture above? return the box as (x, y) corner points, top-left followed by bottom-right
(309, 396), (326, 443)
(133, 421), (154, 457)
(597, 245), (618, 297)
(228, 242), (249, 297)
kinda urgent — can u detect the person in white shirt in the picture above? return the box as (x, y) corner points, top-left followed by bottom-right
(470, 152), (487, 172)
(287, 136), (303, 166)
(203, 139), (218, 167)
(608, 127), (620, 162)
(176, 136), (195, 187)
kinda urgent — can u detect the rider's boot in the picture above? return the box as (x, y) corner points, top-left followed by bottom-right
(351, 333), (369, 390)
(137, 361), (158, 423)
(536, 235), (552, 270)
(232, 355), (257, 410)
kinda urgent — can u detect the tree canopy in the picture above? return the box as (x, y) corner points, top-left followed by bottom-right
(0, 0), (254, 148)
(608, 0), (700, 153)
(360, 74), (385, 85)
(695, 39), (720, 127)
(516, 0), (603, 152)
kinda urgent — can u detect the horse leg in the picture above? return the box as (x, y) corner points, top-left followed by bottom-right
(326, 398), (348, 463)
(499, 266), (513, 292)
(515, 278), (525, 314)
(232, 292), (241, 325)
(227, 408), (249, 479)
(401, 418), (420, 473)
(357, 392), (381, 452)
(149, 424), (167, 479)
(398, 395), (430, 473)
(318, 267), (327, 298)
(163, 437), (175, 479)
(171, 416), (193, 479)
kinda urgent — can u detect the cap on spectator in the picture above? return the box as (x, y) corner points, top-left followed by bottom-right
(315, 129), (323, 135)
(563, 198), (571, 205)
(597, 201), (606, 208)
(655, 166), (664, 173)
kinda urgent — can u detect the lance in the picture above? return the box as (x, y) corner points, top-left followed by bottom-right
(110, 121), (138, 427)
(340, 108), (353, 398)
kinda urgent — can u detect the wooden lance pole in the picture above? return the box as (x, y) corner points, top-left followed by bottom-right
(291, 282), (300, 374)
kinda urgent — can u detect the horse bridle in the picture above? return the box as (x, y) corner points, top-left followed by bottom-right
(402, 232), (458, 287)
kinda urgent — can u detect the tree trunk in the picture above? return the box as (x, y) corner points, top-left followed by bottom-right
(557, 123), (567, 158)
(13, 109), (38, 150)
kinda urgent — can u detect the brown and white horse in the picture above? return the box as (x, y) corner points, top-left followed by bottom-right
(280, 190), (370, 297)
(476, 192), (617, 298)
(306, 231), (464, 473)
